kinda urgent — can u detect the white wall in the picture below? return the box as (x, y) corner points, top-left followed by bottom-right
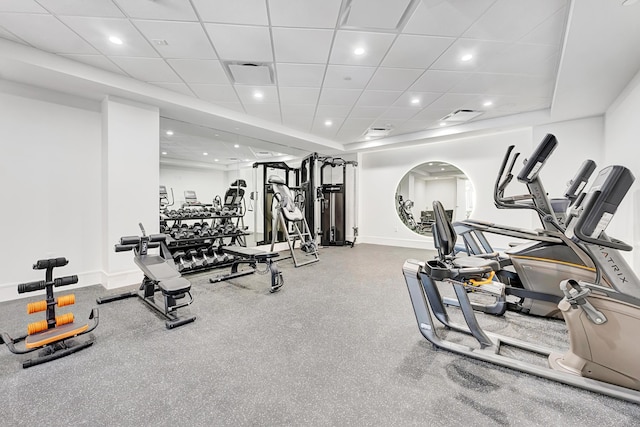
(0, 90), (102, 300)
(605, 69), (640, 269)
(160, 165), (227, 208)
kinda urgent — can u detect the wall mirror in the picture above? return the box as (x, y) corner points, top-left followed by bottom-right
(395, 161), (474, 236)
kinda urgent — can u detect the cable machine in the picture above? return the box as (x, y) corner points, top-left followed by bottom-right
(319, 156), (358, 247)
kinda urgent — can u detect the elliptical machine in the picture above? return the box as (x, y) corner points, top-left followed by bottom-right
(403, 163), (640, 403)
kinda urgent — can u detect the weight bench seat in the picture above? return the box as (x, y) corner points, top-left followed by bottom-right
(134, 255), (191, 295)
(221, 246), (279, 261)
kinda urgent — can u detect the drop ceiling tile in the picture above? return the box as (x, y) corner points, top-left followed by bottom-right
(392, 91), (441, 108)
(243, 103), (281, 122)
(269, 0), (342, 28)
(329, 30), (396, 66)
(315, 105), (352, 119)
(151, 82), (194, 96)
(429, 38), (511, 71)
(463, 0), (566, 42)
(312, 115), (346, 131)
(192, 0), (268, 25)
(310, 123), (340, 138)
(112, 0), (198, 21)
(411, 108), (452, 122)
(350, 106), (386, 119)
(281, 106), (315, 131)
(356, 90), (402, 107)
(276, 63), (326, 87)
(204, 24), (272, 62)
(0, 14), (97, 54)
(0, 26), (22, 42)
(281, 104), (315, 117)
(62, 54), (126, 74)
(0, 0), (46, 13)
(167, 59), (229, 84)
(235, 85), (278, 104)
(403, 0), (494, 37)
(279, 87), (320, 105)
(133, 20), (216, 59)
(344, 0), (413, 30)
(480, 43), (559, 76)
(410, 70), (472, 92)
(272, 28), (333, 64)
(109, 57), (182, 82)
(35, 0), (125, 17)
(367, 67), (423, 91)
(378, 107), (419, 121)
(60, 16), (158, 57)
(323, 65), (376, 89)
(382, 35), (454, 68)
(318, 88), (362, 106)
(453, 73), (554, 97)
(425, 93), (480, 111)
(521, 6), (568, 45)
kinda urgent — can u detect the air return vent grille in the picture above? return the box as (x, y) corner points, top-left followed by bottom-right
(440, 109), (484, 123)
(225, 62), (274, 85)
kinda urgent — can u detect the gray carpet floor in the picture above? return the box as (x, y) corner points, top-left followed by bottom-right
(1, 244), (639, 426)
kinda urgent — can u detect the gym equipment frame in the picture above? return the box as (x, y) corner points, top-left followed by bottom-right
(209, 246), (284, 293)
(1, 258), (99, 368)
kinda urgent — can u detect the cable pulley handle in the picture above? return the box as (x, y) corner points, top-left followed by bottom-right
(54, 275), (78, 287)
(115, 244), (136, 252)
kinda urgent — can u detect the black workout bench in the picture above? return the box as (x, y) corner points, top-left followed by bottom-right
(97, 224), (196, 329)
(209, 246), (283, 293)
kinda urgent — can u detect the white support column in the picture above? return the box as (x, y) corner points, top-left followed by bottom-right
(101, 96), (159, 288)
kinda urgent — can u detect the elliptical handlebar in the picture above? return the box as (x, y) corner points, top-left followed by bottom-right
(565, 159), (597, 203)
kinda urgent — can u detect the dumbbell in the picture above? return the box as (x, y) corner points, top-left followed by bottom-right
(186, 249), (203, 269)
(173, 251), (189, 272)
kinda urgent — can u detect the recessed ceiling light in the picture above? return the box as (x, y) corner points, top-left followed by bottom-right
(166, 130), (174, 136)
(441, 167), (445, 171)
(461, 53), (473, 61)
(214, 158), (219, 162)
(483, 101), (493, 107)
(428, 163), (433, 166)
(354, 47), (365, 56)
(253, 91), (264, 99)
(324, 120), (333, 126)
(439, 122), (447, 126)
(277, 153), (282, 156)
(244, 158), (249, 161)
(365, 136), (371, 140)
(214, 133), (219, 137)
(410, 98), (420, 105)
(203, 152), (208, 156)
(161, 151), (167, 155)
(108, 36), (123, 45)
(234, 144), (239, 148)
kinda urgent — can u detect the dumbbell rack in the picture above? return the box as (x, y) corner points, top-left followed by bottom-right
(160, 207), (250, 274)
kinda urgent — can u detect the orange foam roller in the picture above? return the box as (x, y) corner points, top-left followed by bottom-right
(56, 313), (74, 327)
(27, 320), (48, 335)
(57, 294), (75, 307)
(27, 300), (47, 314)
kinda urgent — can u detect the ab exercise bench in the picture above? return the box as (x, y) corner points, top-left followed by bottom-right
(209, 246), (284, 293)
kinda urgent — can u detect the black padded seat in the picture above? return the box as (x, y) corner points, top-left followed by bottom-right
(157, 277), (191, 295)
(134, 255), (191, 294)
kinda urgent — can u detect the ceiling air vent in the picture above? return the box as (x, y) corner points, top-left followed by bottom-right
(440, 109), (484, 123)
(226, 62), (274, 85)
(363, 125), (393, 139)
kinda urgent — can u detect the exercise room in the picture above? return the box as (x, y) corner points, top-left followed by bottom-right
(1, 0), (640, 425)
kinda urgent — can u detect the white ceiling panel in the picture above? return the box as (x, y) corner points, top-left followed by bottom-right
(350, 106), (386, 119)
(268, 0), (342, 28)
(62, 54), (126, 74)
(112, 0), (198, 22)
(344, 0), (412, 30)
(151, 82), (194, 96)
(378, 107), (418, 121)
(109, 57), (182, 82)
(275, 63), (326, 87)
(272, 28), (333, 64)
(189, 83), (241, 103)
(0, 25), (23, 42)
(282, 114), (314, 132)
(410, 108), (453, 123)
(192, 0), (268, 25)
(235, 85), (279, 104)
(403, 0), (494, 37)
(356, 90), (402, 107)
(35, 0), (124, 17)
(0, 0), (46, 13)
(315, 105), (352, 119)
(329, 30), (396, 66)
(425, 93), (479, 111)
(521, 6), (568, 45)
(479, 43), (559, 76)
(463, 0), (567, 42)
(0, 14), (97, 54)
(453, 74), (554, 97)
(279, 87), (320, 105)
(323, 65), (376, 89)
(429, 38), (510, 72)
(311, 120), (342, 138)
(205, 24), (272, 62)
(318, 88), (362, 106)
(167, 59), (229, 84)
(367, 67), (423, 91)
(60, 16), (158, 57)
(281, 104), (316, 117)
(243, 103), (281, 122)
(382, 34), (455, 68)
(410, 70), (472, 93)
(133, 20), (216, 59)
(392, 91), (440, 108)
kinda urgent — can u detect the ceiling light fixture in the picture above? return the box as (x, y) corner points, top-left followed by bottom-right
(461, 53), (473, 61)
(108, 36), (123, 45)
(165, 130), (174, 136)
(411, 98), (420, 105)
(354, 47), (365, 56)
(439, 122), (446, 126)
(253, 91), (264, 99)
(234, 144), (239, 148)
(203, 152), (208, 156)
(214, 158), (219, 162)
(324, 120), (333, 126)
(161, 151), (167, 155)
(483, 101), (493, 107)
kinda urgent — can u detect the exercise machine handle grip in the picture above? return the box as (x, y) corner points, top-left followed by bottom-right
(54, 275), (78, 287)
(115, 244), (135, 252)
(120, 236), (141, 245)
(149, 234), (167, 243)
(17, 280), (46, 294)
(33, 258), (68, 270)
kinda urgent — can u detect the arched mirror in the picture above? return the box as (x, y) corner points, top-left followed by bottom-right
(395, 161), (474, 236)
